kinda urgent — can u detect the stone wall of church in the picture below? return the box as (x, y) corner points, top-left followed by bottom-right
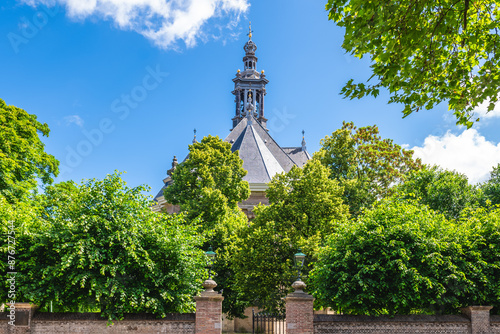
(239, 190), (268, 219)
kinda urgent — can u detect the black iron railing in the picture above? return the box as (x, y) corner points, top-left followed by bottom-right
(252, 310), (285, 334)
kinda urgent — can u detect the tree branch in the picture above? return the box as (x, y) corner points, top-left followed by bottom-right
(463, 0), (470, 31)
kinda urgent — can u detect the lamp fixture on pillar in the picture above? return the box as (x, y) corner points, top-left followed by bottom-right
(202, 246), (217, 292)
(294, 248), (306, 280)
(205, 246), (216, 279)
(292, 248), (307, 293)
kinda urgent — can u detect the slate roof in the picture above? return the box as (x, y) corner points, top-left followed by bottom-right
(282, 147), (312, 167)
(154, 116), (310, 201)
(224, 115), (305, 184)
(154, 181), (170, 201)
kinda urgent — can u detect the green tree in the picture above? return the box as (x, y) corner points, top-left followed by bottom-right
(310, 198), (493, 315)
(395, 165), (481, 219)
(480, 163), (500, 206)
(0, 98), (59, 202)
(232, 160), (349, 313)
(0, 195), (40, 303)
(164, 135), (250, 318)
(19, 173), (206, 321)
(207, 211), (249, 318)
(327, 0), (500, 127)
(459, 207), (500, 312)
(314, 121), (421, 216)
(164, 135), (250, 227)
(0, 98), (59, 307)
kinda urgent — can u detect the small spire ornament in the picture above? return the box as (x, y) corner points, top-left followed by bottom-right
(248, 21), (253, 39)
(167, 156), (178, 177)
(301, 130), (307, 151)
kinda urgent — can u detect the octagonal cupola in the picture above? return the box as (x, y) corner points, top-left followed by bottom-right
(231, 22), (269, 130)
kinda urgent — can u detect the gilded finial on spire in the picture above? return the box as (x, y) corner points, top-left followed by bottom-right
(248, 21), (253, 40)
(193, 128), (197, 143)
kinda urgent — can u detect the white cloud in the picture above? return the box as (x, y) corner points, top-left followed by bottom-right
(21, 0), (249, 49)
(64, 115), (84, 127)
(411, 129), (500, 184)
(473, 100), (500, 119)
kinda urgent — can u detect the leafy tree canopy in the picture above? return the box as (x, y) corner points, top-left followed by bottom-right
(164, 135), (250, 228)
(19, 172), (206, 320)
(0, 98), (59, 202)
(232, 160), (349, 313)
(314, 121), (421, 216)
(327, 0), (500, 127)
(164, 135), (250, 318)
(310, 198), (500, 315)
(0, 194), (41, 302)
(457, 206), (500, 310)
(395, 165), (482, 219)
(480, 163), (500, 206)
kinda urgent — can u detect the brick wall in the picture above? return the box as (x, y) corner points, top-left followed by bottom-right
(462, 306), (493, 334)
(283, 291), (495, 334)
(313, 307), (496, 334)
(491, 315), (500, 334)
(1, 282), (225, 334)
(195, 298), (223, 334)
(0, 312), (195, 334)
(194, 287), (224, 334)
(286, 290), (315, 334)
(314, 314), (470, 334)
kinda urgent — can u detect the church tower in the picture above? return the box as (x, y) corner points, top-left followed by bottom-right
(153, 24), (310, 217)
(232, 23), (269, 129)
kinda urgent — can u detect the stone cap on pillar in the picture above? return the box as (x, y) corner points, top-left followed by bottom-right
(13, 303), (38, 310)
(286, 279), (315, 301)
(194, 290), (224, 302)
(194, 279), (224, 301)
(8, 303), (38, 327)
(461, 306), (493, 318)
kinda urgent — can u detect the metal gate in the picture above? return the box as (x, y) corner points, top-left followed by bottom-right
(252, 310), (285, 334)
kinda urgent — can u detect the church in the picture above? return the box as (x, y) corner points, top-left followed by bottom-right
(152, 26), (311, 217)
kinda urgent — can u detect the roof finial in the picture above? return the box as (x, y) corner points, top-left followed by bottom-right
(246, 90), (254, 126)
(193, 128), (198, 143)
(248, 21), (253, 40)
(301, 130), (307, 152)
(167, 156), (178, 177)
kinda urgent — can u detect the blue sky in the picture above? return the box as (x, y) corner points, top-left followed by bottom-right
(1, 0), (500, 197)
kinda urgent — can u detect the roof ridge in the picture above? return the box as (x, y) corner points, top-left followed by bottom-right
(249, 124), (284, 180)
(249, 115), (297, 168)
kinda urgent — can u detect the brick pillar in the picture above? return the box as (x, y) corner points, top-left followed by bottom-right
(6, 303), (37, 334)
(462, 306), (492, 334)
(194, 279), (224, 334)
(285, 280), (315, 334)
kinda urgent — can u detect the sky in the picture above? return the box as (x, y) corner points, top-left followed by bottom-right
(1, 0), (500, 198)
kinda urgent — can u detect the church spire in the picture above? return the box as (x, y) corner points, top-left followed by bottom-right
(243, 24), (257, 68)
(231, 23), (269, 130)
